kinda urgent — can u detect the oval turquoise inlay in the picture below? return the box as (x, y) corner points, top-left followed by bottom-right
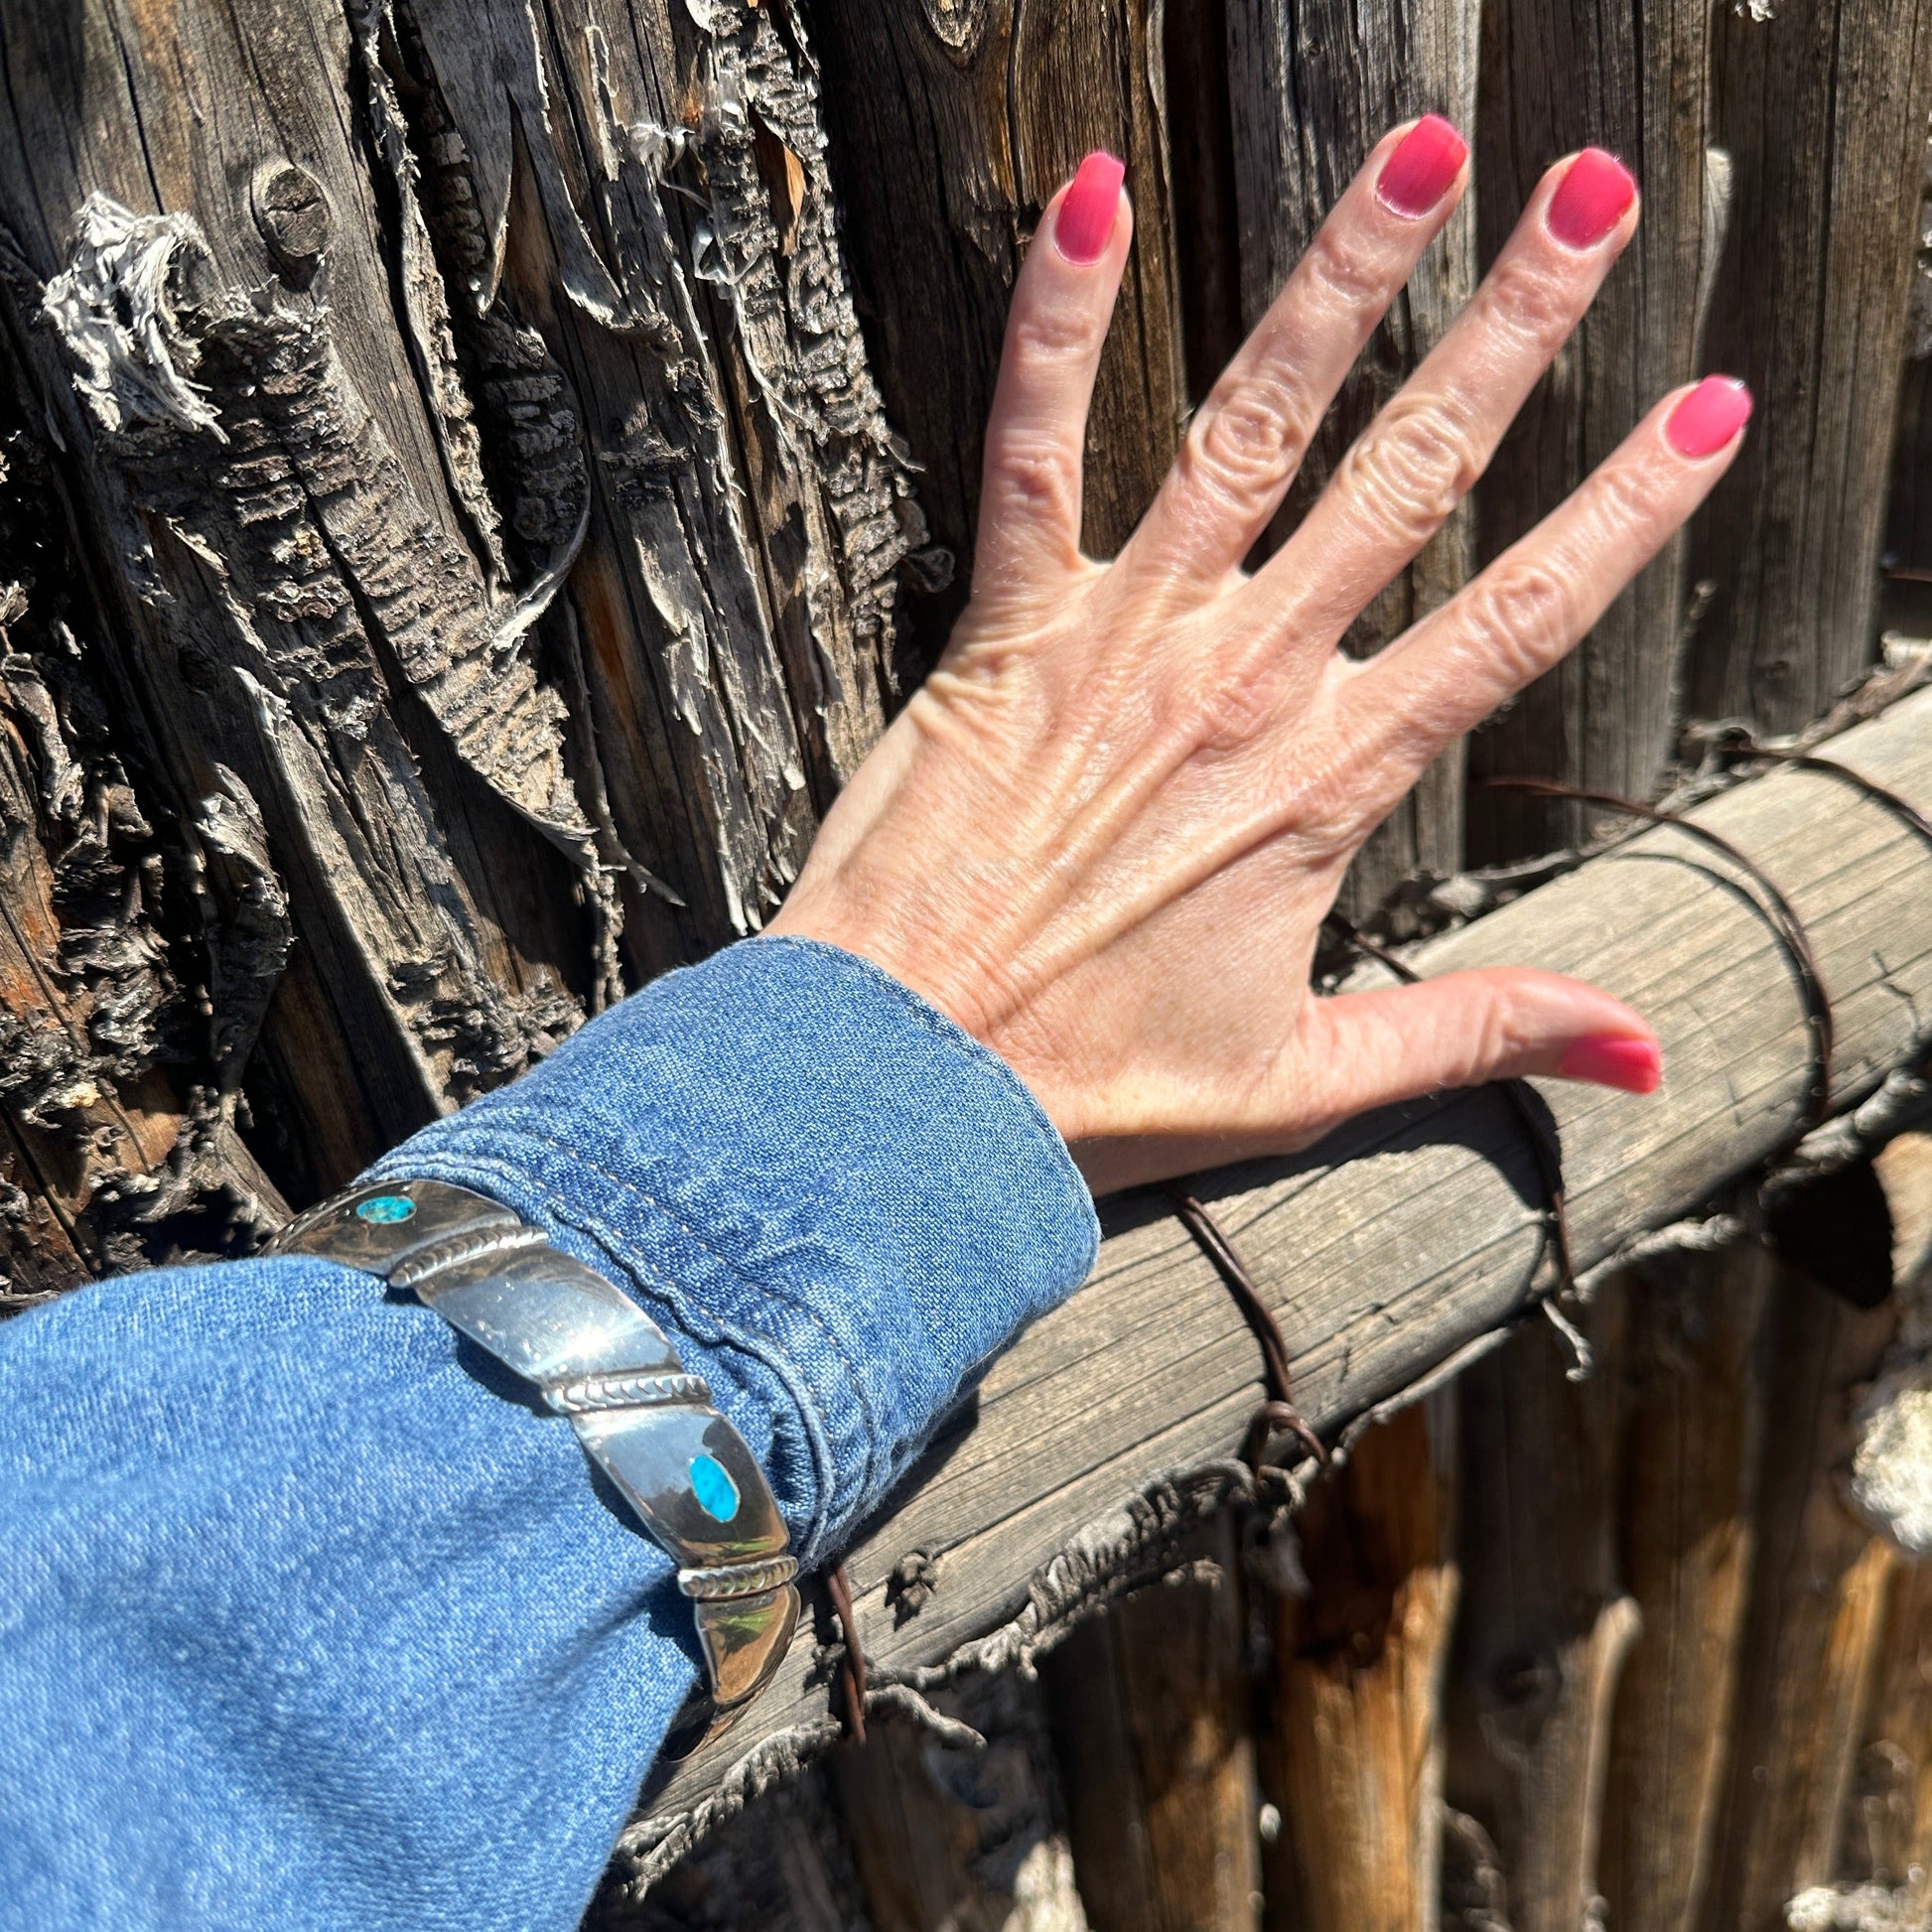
(689, 1452), (740, 1523)
(356, 1194), (417, 1225)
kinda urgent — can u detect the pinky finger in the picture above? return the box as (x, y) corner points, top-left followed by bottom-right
(1338, 375), (1751, 796)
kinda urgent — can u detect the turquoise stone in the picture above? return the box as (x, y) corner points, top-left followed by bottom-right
(355, 1195), (417, 1225)
(689, 1452), (740, 1523)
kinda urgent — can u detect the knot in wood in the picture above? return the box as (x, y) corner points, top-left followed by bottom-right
(251, 164), (330, 281)
(917, 0), (989, 61)
(887, 1548), (939, 1624)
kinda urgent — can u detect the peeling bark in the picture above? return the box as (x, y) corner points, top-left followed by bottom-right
(0, 0), (925, 1247)
(0, 372), (287, 1294)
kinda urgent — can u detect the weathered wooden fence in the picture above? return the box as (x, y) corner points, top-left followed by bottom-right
(4, 2), (1932, 1928)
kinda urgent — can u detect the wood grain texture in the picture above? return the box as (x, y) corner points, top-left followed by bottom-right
(625, 683), (1932, 1865)
(1703, 1271), (1901, 1932)
(1597, 1246), (1775, 1932)
(0, 0), (913, 1232)
(1878, 129), (1932, 646)
(586, 1763), (873, 1930)
(808, 0), (1185, 659)
(1225, 0), (1479, 923)
(1846, 1560), (1932, 1900)
(1258, 1400), (1458, 1932)
(1162, 0), (1242, 410)
(1445, 1300), (1637, 1932)
(1041, 1516), (1260, 1932)
(831, 1670), (1088, 1932)
(0, 342), (290, 1287)
(1688, 0), (1932, 733)
(1464, 0), (1721, 863)
(1836, 1139), (1932, 1899)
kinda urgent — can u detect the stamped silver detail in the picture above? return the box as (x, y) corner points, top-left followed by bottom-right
(677, 1555), (800, 1601)
(269, 1176), (799, 1719)
(542, 1370), (712, 1415)
(388, 1223), (548, 1290)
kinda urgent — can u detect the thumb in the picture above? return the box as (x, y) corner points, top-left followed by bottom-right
(1298, 967), (1661, 1122)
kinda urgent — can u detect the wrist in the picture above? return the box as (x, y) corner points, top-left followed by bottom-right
(763, 897), (1006, 1051)
(367, 937), (1099, 1553)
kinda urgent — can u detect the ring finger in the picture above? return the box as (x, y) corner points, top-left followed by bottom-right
(1335, 374), (1753, 811)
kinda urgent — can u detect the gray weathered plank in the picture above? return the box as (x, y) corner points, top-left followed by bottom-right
(1464, 0), (1723, 863)
(808, 0), (1186, 661)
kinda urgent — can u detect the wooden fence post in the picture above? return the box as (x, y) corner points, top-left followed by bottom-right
(1701, 1266), (1902, 1930)
(1257, 1399), (1460, 1932)
(808, 0), (1185, 657)
(1689, 0), (1932, 733)
(1040, 1515), (1262, 1932)
(1597, 1247), (1776, 1932)
(1463, 0), (1720, 861)
(1224, 0), (1480, 922)
(830, 1673), (1088, 1932)
(1445, 1301), (1640, 1932)
(0, 0), (922, 1214)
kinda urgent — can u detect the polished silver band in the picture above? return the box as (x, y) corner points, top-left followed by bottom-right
(266, 1177), (799, 1728)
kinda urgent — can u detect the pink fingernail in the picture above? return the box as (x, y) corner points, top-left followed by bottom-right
(1666, 375), (1753, 458)
(1376, 115), (1468, 218)
(1054, 151), (1126, 264)
(1559, 1035), (1662, 1094)
(1546, 148), (1638, 249)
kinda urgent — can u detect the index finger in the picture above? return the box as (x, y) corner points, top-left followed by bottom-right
(971, 153), (1134, 611)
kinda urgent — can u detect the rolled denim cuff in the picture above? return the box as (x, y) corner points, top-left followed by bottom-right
(367, 936), (1098, 1564)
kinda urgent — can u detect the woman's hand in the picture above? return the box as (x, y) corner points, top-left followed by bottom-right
(768, 121), (1750, 1196)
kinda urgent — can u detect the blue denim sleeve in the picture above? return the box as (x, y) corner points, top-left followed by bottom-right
(0, 936), (1098, 1932)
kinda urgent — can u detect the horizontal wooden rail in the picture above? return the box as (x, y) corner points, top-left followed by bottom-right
(626, 683), (1932, 1863)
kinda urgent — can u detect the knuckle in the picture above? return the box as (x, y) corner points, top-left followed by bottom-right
(1180, 380), (1311, 514)
(1468, 997), (1527, 1080)
(1588, 454), (1658, 536)
(1195, 671), (1278, 752)
(1483, 980), (1543, 1061)
(1475, 252), (1580, 350)
(1461, 558), (1577, 684)
(1338, 394), (1483, 547)
(1304, 218), (1393, 315)
(1007, 302), (1101, 371)
(988, 432), (1080, 532)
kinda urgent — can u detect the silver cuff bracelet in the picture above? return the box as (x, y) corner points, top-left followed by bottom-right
(266, 1177), (799, 1731)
